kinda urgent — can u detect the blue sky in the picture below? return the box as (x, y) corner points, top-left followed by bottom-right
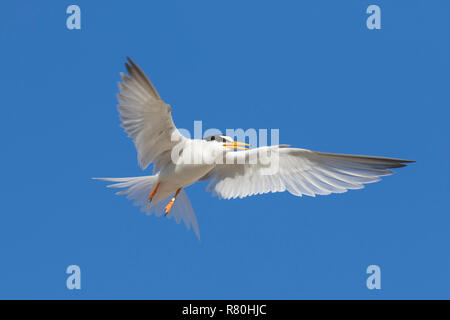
(0, 0), (449, 299)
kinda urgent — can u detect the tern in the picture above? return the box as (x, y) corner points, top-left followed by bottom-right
(94, 57), (414, 239)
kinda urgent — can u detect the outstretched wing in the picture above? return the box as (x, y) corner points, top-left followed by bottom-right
(205, 146), (414, 199)
(117, 57), (186, 170)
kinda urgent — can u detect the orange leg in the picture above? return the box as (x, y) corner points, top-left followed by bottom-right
(165, 188), (182, 215)
(148, 182), (160, 202)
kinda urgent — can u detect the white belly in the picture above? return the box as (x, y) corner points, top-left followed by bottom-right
(159, 162), (214, 189)
(154, 139), (220, 200)
(150, 162), (213, 205)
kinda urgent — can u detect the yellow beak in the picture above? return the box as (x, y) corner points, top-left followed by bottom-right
(223, 141), (251, 150)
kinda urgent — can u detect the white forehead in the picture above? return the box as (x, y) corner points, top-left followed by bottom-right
(220, 135), (234, 142)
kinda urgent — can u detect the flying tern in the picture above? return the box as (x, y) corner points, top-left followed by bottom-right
(94, 57), (414, 239)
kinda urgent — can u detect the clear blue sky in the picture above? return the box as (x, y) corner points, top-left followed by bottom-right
(1, 0), (449, 299)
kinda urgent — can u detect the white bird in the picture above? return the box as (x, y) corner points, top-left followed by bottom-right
(94, 57), (414, 239)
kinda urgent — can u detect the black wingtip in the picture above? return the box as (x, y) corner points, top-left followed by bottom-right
(122, 56), (161, 100)
(124, 57), (133, 73)
(395, 159), (416, 167)
(126, 56), (138, 69)
(383, 159), (415, 169)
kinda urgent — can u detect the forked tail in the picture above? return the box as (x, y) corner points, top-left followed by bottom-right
(93, 175), (200, 239)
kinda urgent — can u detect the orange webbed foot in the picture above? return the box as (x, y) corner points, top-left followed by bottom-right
(148, 182), (160, 203)
(165, 201), (175, 215)
(164, 188), (182, 216)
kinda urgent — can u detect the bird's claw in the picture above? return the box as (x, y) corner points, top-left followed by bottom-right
(165, 201), (174, 215)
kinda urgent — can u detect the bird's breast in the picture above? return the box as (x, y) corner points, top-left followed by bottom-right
(159, 162), (215, 189)
(158, 139), (220, 189)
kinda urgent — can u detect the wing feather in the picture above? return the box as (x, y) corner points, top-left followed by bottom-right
(205, 146), (414, 199)
(117, 57), (186, 170)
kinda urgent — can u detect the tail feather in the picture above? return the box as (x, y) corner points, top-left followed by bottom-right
(148, 190), (200, 239)
(93, 176), (200, 239)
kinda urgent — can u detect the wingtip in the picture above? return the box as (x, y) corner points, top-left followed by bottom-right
(396, 159), (416, 167)
(125, 56), (138, 69)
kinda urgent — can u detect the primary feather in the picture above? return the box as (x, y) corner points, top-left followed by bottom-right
(117, 57), (186, 170)
(204, 146), (414, 199)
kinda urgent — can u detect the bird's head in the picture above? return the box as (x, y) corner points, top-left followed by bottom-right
(204, 134), (250, 150)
